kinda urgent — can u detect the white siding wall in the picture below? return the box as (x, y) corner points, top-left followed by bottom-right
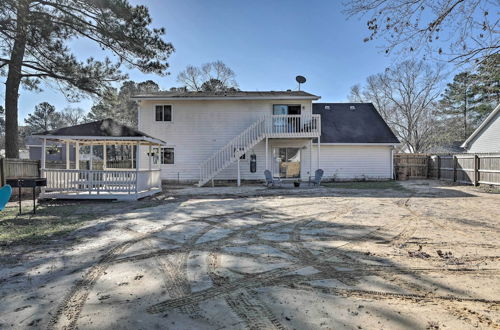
(305, 145), (393, 180)
(137, 99), (313, 181)
(467, 112), (500, 153)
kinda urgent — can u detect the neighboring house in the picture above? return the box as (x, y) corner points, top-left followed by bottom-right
(133, 90), (400, 185)
(426, 141), (465, 154)
(461, 104), (500, 153)
(25, 136), (76, 162)
(0, 149), (29, 159)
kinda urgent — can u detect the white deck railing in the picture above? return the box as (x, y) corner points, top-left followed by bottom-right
(198, 114), (321, 186)
(42, 169), (161, 197)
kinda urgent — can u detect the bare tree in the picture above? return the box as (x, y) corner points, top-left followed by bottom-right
(349, 60), (444, 152)
(177, 61), (238, 91)
(343, 0), (499, 63)
(61, 107), (86, 126)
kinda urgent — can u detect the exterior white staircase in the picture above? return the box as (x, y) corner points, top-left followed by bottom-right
(198, 114), (321, 187)
(198, 117), (267, 187)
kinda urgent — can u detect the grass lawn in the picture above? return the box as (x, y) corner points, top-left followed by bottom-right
(321, 180), (410, 191)
(0, 203), (101, 246)
(0, 194), (175, 246)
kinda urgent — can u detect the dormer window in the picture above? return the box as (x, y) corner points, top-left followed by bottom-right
(155, 105), (172, 122)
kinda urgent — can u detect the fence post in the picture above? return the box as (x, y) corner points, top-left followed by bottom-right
(437, 156), (441, 180)
(426, 155), (430, 178)
(474, 154), (479, 186)
(453, 155), (457, 182)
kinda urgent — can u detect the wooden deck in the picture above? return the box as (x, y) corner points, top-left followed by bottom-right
(40, 168), (162, 200)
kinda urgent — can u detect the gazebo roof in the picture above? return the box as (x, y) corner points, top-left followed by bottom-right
(33, 118), (165, 145)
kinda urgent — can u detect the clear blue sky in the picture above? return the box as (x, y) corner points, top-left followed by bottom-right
(10, 0), (408, 123)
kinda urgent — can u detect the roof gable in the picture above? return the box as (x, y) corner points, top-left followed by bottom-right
(34, 118), (151, 138)
(313, 103), (400, 144)
(461, 103), (500, 149)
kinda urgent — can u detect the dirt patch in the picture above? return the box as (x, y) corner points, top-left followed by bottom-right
(0, 180), (498, 329)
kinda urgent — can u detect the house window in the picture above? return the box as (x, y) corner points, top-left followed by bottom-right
(155, 105), (172, 122)
(153, 147), (174, 164)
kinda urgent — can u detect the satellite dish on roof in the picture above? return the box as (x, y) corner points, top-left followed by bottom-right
(296, 75), (306, 90)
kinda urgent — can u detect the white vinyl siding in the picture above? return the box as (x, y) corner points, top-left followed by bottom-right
(137, 100), (312, 181)
(305, 145), (393, 180)
(466, 111), (500, 153)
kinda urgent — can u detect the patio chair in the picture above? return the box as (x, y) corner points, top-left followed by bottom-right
(310, 169), (324, 186)
(0, 184), (12, 211)
(264, 170), (281, 187)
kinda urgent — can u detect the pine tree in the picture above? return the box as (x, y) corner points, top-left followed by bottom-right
(24, 102), (64, 133)
(438, 72), (476, 141)
(438, 54), (499, 143)
(87, 80), (160, 127)
(1, 0), (173, 157)
(470, 54), (500, 122)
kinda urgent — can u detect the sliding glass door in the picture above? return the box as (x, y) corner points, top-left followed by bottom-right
(272, 105), (301, 133)
(272, 147), (301, 178)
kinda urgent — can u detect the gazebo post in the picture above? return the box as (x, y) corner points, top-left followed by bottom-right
(75, 142), (80, 170)
(41, 138), (47, 170)
(103, 143), (107, 170)
(89, 143), (93, 170)
(148, 144), (152, 170)
(131, 144), (135, 169)
(135, 142), (140, 195)
(65, 141), (70, 169)
(136, 142), (140, 170)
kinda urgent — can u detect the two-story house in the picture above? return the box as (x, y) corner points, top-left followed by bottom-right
(132, 90), (399, 186)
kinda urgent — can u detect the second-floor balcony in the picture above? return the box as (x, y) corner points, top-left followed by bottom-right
(266, 114), (321, 138)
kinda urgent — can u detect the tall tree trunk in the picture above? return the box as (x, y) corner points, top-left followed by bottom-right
(5, 1), (29, 158)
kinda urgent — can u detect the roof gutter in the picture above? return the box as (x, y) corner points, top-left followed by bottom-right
(131, 96), (321, 101)
(32, 135), (166, 146)
(312, 142), (401, 146)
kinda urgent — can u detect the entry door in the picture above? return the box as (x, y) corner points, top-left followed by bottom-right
(272, 147), (301, 178)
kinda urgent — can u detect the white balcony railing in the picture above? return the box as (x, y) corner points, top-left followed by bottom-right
(267, 114), (321, 137)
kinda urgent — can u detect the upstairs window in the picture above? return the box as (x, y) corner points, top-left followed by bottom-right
(155, 105), (172, 122)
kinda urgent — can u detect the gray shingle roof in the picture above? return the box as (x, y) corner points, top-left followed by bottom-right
(34, 118), (159, 140)
(132, 90), (320, 99)
(313, 103), (400, 144)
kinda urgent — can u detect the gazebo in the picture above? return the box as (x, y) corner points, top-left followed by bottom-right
(33, 119), (165, 200)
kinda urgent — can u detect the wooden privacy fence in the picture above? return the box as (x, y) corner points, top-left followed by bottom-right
(394, 154), (429, 179)
(0, 159), (136, 184)
(0, 158), (40, 185)
(395, 153), (500, 186)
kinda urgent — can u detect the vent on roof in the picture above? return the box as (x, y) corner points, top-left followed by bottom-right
(349, 105), (356, 110)
(324, 105), (331, 110)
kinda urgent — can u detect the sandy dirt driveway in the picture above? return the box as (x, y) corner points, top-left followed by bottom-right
(0, 180), (499, 329)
